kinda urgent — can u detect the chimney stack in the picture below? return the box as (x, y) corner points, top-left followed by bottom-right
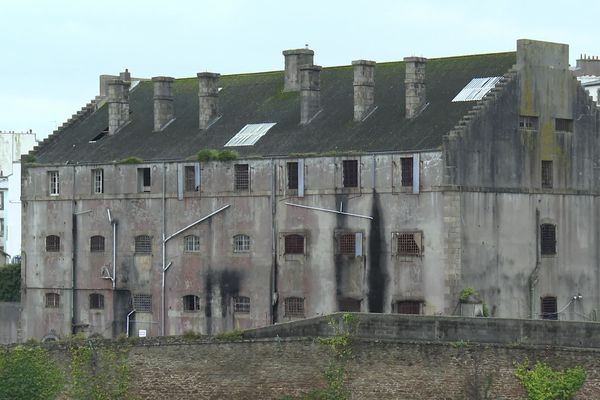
(197, 72), (220, 130)
(107, 79), (130, 135)
(283, 48), (314, 91)
(300, 64), (322, 125)
(404, 57), (427, 119)
(353, 60), (376, 121)
(152, 76), (175, 131)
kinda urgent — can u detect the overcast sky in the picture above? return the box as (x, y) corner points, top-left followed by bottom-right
(1, 0), (598, 141)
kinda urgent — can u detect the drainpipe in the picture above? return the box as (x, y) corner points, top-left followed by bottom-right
(270, 159), (277, 324)
(162, 163), (167, 335)
(71, 165), (77, 334)
(126, 309), (136, 337)
(529, 208), (541, 319)
(107, 209), (117, 290)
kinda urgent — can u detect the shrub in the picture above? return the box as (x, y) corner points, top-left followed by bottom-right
(116, 156), (143, 164)
(514, 360), (586, 400)
(0, 263), (21, 302)
(216, 149), (239, 161)
(197, 149), (219, 161)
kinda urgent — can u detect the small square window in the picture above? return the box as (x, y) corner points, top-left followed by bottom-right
(397, 232), (421, 256)
(235, 164), (249, 191)
(48, 171), (59, 195)
(540, 224), (556, 255)
(233, 296), (251, 313)
(284, 234), (305, 254)
(519, 115), (539, 130)
(287, 162), (299, 190)
(396, 300), (422, 315)
(184, 166), (196, 192)
(541, 160), (553, 189)
(284, 297), (305, 317)
(555, 118), (573, 132)
(89, 293), (104, 309)
(183, 295), (201, 311)
(138, 168), (151, 192)
(338, 233), (356, 255)
(133, 294), (152, 312)
(342, 160), (358, 188)
(45, 293), (60, 308)
(401, 157), (413, 187)
(184, 235), (200, 252)
(135, 235), (152, 254)
(90, 235), (105, 252)
(46, 235), (60, 252)
(541, 296), (557, 320)
(234, 234), (250, 252)
(92, 169), (104, 194)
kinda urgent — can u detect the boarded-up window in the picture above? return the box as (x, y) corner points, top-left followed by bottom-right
(540, 224), (556, 255)
(284, 234), (304, 254)
(541, 160), (553, 189)
(342, 160), (358, 188)
(234, 296), (251, 313)
(90, 293), (104, 309)
(45, 293), (60, 308)
(90, 235), (105, 252)
(234, 164), (249, 190)
(284, 297), (305, 317)
(401, 157), (413, 186)
(287, 162), (298, 189)
(46, 235), (60, 252)
(133, 294), (152, 312)
(541, 296), (557, 320)
(183, 295), (200, 311)
(396, 300), (422, 315)
(135, 235), (152, 254)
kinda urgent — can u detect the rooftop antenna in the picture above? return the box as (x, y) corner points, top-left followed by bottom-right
(305, 44), (309, 49)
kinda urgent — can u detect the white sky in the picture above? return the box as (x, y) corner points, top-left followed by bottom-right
(1, 0), (598, 141)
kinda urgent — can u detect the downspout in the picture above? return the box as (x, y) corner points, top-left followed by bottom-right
(270, 159), (277, 324)
(71, 165), (77, 334)
(126, 309), (135, 337)
(107, 209), (117, 290)
(161, 163), (167, 336)
(529, 208), (541, 319)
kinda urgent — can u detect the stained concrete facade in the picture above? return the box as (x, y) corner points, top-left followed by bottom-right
(17, 39), (600, 341)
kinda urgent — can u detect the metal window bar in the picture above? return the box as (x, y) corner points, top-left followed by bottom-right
(339, 234), (356, 255)
(90, 235), (105, 252)
(284, 234), (304, 254)
(183, 295), (201, 311)
(45, 293), (60, 308)
(540, 224), (556, 255)
(49, 171), (59, 195)
(541, 161), (553, 189)
(555, 118), (573, 132)
(135, 235), (152, 253)
(184, 166), (196, 192)
(397, 301), (421, 315)
(234, 164), (249, 190)
(234, 234), (250, 252)
(287, 162), (298, 190)
(519, 115), (539, 130)
(184, 235), (200, 252)
(46, 235), (60, 252)
(93, 169), (103, 194)
(233, 296), (251, 313)
(133, 294), (152, 312)
(397, 233), (420, 256)
(401, 157), (413, 186)
(90, 293), (104, 309)
(541, 296), (558, 320)
(285, 297), (304, 317)
(342, 160), (358, 188)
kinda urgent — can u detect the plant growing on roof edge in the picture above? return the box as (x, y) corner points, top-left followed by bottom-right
(116, 156), (143, 164)
(216, 149), (239, 161)
(196, 149), (239, 162)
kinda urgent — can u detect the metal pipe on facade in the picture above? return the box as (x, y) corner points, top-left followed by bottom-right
(284, 202), (373, 220)
(107, 209), (117, 290)
(161, 163), (167, 335)
(126, 309), (136, 337)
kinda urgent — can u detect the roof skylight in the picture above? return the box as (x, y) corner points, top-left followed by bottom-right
(224, 123), (276, 147)
(452, 77), (502, 102)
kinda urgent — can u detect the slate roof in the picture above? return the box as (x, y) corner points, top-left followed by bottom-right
(34, 52), (516, 164)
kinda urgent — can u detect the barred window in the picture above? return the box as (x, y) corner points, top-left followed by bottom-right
(92, 169), (104, 194)
(90, 235), (105, 252)
(342, 160), (358, 188)
(234, 234), (250, 252)
(284, 297), (305, 317)
(397, 233), (421, 256)
(184, 235), (200, 252)
(46, 235), (60, 252)
(0, 219), (3, 237)
(183, 295), (201, 312)
(396, 300), (422, 315)
(519, 115), (539, 130)
(233, 296), (251, 313)
(541, 160), (553, 189)
(284, 234), (304, 254)
(234, 164), (249, 190)
(184, 166), (196, 192)
(338, 298), (361, 312)
(401, 157), (413, 186)
(48, 171), (59, 195)
(555, 118), (573, 132)
(135, 235), (152, 254)
(287, 162), (299, 190)
(338, 234), (356, 255)
(541, 296), (558, 320)
(89, 293), (105, 309)
(45, 293), (60, 308)
(133, 294), (152, 312)
(0, 191), (4, 210)
(540, 224), (556, 255)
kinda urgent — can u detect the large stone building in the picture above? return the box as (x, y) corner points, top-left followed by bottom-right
(20, 39), (600, 340)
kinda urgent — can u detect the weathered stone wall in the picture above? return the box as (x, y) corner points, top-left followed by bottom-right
(0, 302), (21, 343)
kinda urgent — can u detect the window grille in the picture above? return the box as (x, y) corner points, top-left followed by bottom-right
(234, 234), (250, 252)
(519, 115), (539, 130)
(234, 164), (249, 190)
(135, 235), (152, 254)
(48, 171), (59, 195)
(92, 169), (104, 194)
(342, 160), (358, 188)
(541, 160), (553, 189)
(89, 293), (104, 309)
(0, 219), (3, 237)
(184, 166), (196, 192)
(338, 298), (361, 312)
(287, 162), (298, 190)
(184, 235), (200, 252)
(233, 296), (251, 313)
(0, 191), (4, 210)
(284, 234), (304, 254)
(133, 294), (152, 312)
(540, 224), (556, 255)
(90, 235), (105, 252)
(541, 296), (558, 320)
(338, 234), (356, 255)
(555, 118), (573, 132)
(46, 235), (60, 252)
(45, 293), (60, 308)
(396, 300), (422, 315)
(397, 233), (421, 256)
(183, 295), (200, 311)
(401, 157), (413, 186)
(284, 297), (305, 317)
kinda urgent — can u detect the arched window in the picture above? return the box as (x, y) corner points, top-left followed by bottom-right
(233, 234), (250, 252)
(89, 293), (104, 309)
(46, 235), (60, 252)
(135, 235), (152, 253)
(284, 234), (305, 254)
(284, 297), (304, 317)
(233, 296), (250, 313)
(45, 293), (60, 308)
(183, 295), (200, 311)
(90, 235), (105, 252)
(184, 235), (200, 252)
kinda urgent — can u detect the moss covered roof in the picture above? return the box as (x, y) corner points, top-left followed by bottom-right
(34, 52), (516, 164)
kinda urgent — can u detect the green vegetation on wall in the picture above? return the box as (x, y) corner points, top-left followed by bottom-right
(0, 262), (21, 302)
(196, 149), (239, 161)
(514, 360), (586, 400)
(0, 345), (64, 400)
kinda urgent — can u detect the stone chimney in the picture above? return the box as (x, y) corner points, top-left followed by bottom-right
(574, 54), (600, 77)
(107, 79), (130, 135)
(152, 76), (175, 131)
(404, 57), (427, 119)
(197, 72), (220, 130)
(300, 64), (322, 125)
(283, 48), (314, 91)
(353, 60), (376, 121)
